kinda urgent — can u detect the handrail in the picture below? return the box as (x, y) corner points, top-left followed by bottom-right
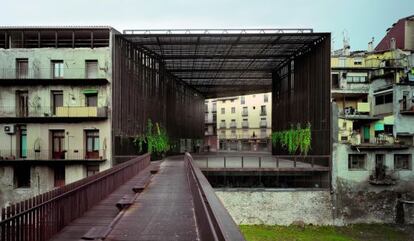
(185, 153), (245, 241)
(0, 153), (150, 241)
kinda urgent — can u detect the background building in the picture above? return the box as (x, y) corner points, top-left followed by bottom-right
(331, 17), (414, 223)
(204, 99), (217, 151)
(211, 93), (272, 152)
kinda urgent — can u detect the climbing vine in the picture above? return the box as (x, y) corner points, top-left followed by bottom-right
(133, 119), (171, 156)
(271, 122), (312, 155)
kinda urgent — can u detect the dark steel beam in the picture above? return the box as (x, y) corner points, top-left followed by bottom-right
(170, 68), (274, 72)
(121, 40), (314, 45)
(162, 55), (289, 59)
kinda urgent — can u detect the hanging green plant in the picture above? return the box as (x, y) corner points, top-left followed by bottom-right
(271, 122), (312, 155)
(133, 119), (170, 157)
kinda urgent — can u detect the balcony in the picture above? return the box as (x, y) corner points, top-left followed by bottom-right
(0, 149), (106, 163)
(400, 99), (414, 115)
(339, 104), (379, 121)
(260, 120), (267, 128)
(242, 121), (249, 129)
(242, 110), (248, 116)
(0, 106), (108, 123)
(0, 68), (109, 86)
(350, 133), (409, 150)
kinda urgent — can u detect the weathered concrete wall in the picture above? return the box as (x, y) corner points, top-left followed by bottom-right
(215, 189), (333, 225)
(0, 165), (54, 207)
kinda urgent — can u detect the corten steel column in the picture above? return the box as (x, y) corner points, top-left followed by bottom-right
(271, 34), (331, 156)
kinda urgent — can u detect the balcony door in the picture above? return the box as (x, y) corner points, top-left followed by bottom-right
(54, 165), (65, 187)
(51, 91), (63, 115)
(85, 130), (99, 159)
(16, 90), (28, 117)
(18, 125), (27, 158)
(51, 130), (65, 159)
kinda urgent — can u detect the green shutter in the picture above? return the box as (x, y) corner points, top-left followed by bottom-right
(82, 89), (98, 95)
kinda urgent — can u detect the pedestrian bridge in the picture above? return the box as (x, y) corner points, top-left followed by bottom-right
(0, 154), (245, 241)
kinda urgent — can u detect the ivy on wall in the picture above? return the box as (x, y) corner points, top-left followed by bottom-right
(271, 122), (312, 155)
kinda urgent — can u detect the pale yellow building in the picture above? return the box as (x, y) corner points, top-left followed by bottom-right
(213, 92), (271, 151)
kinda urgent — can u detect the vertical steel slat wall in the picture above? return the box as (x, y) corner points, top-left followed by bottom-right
(272, 35), (331, 157)
(112, 36), (204, 156)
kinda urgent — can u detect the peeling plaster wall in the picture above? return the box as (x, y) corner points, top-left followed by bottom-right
(215, 190), (333, 225)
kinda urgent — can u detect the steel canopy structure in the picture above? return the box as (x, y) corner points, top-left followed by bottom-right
(122, 29), (328, 98)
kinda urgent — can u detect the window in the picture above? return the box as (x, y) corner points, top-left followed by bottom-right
(87, 165), (100, 177)
(242, 106), (248, 116)
(221, 108), (225, 114)
(260, 129), (267, 138)
(348, 154), (366, 170)
(52, 60), (64, 78)
(54, 166), (65, 187)
(260, 105), (266, 115)
(240, 96), (245, 105)
(231, 107), (235, 113)
(354, 58), (363, 65)
(375, 93), (393, 105)
(347, 76), (366, 83)
(16, 58), (28, 78)
(394, 154), (411, 170)
(14, 166), (30, 188)
(85, 60), (98, 78)
(264, 94), (269, 103)
(85, 130), (100, 159)
(85, 93), (98, 107)
(51, 90), (63, 115)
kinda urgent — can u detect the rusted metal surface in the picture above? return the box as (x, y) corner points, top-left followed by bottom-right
(112, 36), (204, 156)
(0, 154), (150, 241)
(185, 153), (246, 241)
(105, 156), (199, 241)
(272, 35), (331, 157)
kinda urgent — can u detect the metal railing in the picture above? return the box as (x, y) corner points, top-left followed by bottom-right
(185, 153), (245, 241)
(0, 106), (108, 118)
(0, 68), (107, 79)
(194, 155), (331, 169)
(0, 153), (150, 241)
(0, 149), (107, 161)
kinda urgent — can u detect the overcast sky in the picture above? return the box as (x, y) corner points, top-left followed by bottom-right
(1, 0), (413, 50)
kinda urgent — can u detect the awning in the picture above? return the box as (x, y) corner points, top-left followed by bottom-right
(82, 89), (98, 94)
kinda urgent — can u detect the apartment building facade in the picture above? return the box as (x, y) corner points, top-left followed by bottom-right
(0, 27), (204, 207)
(0, 28), (113, 206)
(214, 93), (271, 152)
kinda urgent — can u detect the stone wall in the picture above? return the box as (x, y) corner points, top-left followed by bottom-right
(215, 189), (333, 225)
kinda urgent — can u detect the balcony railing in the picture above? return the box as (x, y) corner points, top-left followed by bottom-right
(260, 121), (267, 128)
(0, 68), (107, 79)
(229, 122), (237, 128)
(242, 110), (248, 116)
(0, 106), (108, 118)
(0, 149), (107, 161)
(242, 121), (249, 128)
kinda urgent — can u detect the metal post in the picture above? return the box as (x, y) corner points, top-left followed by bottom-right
(276, 156), (279, 168)
(294, 156), (297, 168)
(241, 156), (244, 168)
(259, 156), (262, 168)
(206, 157), (208, 168)
(224, 156), (226, 168)
(311, 157), (314, 168)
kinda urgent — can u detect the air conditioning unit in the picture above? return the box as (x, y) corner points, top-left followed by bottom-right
(4, 125), (15, 134)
